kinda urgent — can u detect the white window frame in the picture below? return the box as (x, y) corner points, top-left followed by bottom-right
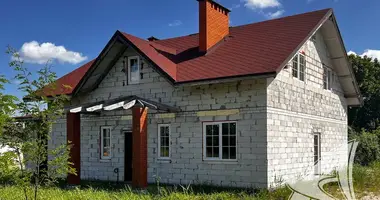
(292, 53), (306, 81)
(314, 133), (321, 175)
(203, 121), (237, 161)
(157, 124), (171, 160)
(127, 56), (140, 84)
(100, 126), (112, 160)
(323, 65), (334, 90)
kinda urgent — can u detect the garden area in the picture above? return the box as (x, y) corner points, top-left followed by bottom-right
(0, 161), (380, 199)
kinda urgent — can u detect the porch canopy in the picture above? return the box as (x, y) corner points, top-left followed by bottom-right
(65, 95), (180, 114)
(65, 95), (179, 188)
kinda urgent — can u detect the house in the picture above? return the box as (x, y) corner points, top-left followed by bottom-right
(47, 0), (361, 189)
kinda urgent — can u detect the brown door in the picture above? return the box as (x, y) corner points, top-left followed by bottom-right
(124, 131), (133, 182)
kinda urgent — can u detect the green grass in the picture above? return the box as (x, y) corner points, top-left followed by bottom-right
(0, 185), (292, 200)
(1, 163), (380, 200)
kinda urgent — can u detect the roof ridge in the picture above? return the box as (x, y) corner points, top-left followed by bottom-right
(153, 8), (332, 42)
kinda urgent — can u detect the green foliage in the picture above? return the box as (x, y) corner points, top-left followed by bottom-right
(0, 46), (75, 200)
(349, 128), (380, 165)
(348, 54), (380, 131)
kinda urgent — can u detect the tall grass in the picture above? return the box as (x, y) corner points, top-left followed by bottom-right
(1, 162), (380, 200)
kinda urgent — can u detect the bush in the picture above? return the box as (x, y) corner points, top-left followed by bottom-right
(349, 128), (380, 165)
(0, 151), (18, 184)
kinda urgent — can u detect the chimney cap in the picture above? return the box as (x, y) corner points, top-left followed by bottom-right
(197, 0), (231, 13)
(147, 36), (160, 41)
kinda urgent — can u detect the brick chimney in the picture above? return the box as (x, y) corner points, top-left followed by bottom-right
(198, 0), (230, 53)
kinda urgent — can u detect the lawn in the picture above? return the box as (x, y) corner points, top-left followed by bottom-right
(1, 163), (380, 200)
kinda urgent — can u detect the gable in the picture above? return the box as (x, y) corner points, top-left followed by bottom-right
(277, 13), (361, 106)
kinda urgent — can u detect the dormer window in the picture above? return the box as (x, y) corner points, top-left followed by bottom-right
(292, 53), (306, 81)
(128, 56), (140, 84)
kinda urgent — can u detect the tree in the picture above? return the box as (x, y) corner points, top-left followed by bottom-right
(348, 54), (380, 131)
(0, 46), (75, 200)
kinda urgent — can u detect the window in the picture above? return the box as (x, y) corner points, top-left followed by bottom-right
(100, 127), (112, 160)
(203, 122), (237, 160)
(323, 65), (334, 90)
(127, 56), (140, 84)
(158, 124), (170, 159)
(314, 133), (321, 175)
(292, 53), (306, 81)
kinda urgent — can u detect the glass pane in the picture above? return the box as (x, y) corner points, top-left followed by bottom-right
(213, 147), (219, 158)
(103, 147), (110, 157)
(212, 135), (219, 146)
(212, 125), (219, 136)
(206, 136), (212, 146)
(328, 70), (332, 89)
(161, 137), (164, 147)
(314, 146), (319, 156)
(206, 125), (212, 136)
(292, 55), (298, 78)
(222, 123), (229, 135)
(165, 127), (169, 137)
(103, 138), (110, 148)
(161, 147), (169, 157)
(314, 135), (319, 145)
(230, 123), (236, 135)
(206, 147), (213, 158)
(230, 147), (236, 159)
(160, 127), (165, 136)
(222, 136), (229, 146)
(130, 58), (139, 82)
(222, 147), (229, 159)
(230, 136), (236, 146)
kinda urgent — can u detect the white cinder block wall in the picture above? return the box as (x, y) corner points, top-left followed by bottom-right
(266, 30), (348, 187)
(49, 29), (349, 188)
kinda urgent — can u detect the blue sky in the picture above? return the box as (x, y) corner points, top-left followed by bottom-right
(0, 0), (379, 98)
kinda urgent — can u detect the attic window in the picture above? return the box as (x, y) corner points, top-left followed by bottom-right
(292, 53), (306, 81)
(128, 56), (140, 84)
(323, 65), (334, 90)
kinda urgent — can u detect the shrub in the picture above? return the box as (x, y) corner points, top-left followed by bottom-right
(350, 128), (380, 165)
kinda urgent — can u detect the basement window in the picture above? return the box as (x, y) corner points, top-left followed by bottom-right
(292, 53), (306, 81)
(203, 122), (237, 161)
(100, 127), (112, 160)
(128, 56), (140, 84)
(158, 124), (171, 159)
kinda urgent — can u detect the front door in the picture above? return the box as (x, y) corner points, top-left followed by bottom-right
(124, 131), (133, 182)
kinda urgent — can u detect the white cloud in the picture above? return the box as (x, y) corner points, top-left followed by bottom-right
(243, 0), (281, 10)
(347, 51), (357, 56)
(348, 49), (380, 60)
(18, 41), (87, 65)
(265, 9), (285, 19)
(230, 4), (241, 10)
(362, 49), (380, 60)
(168, 20), (183, 27)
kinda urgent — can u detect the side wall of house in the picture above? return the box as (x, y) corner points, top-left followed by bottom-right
(49, 47), (270, 188)
(266, 29), (348, 187)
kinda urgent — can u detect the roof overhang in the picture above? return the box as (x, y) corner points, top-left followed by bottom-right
(65, 95), (181, 114)
(320, 13), (362, 106)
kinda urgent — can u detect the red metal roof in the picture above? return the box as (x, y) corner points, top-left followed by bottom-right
(49, 9), (331, 95)
(43, 59), (94, 96)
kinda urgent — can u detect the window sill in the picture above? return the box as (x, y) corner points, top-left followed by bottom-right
(100, 159), (111, 163)
(156, 158), (171, 163)
(128, 81), (140, 85)
(203, 159), (238, 164)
